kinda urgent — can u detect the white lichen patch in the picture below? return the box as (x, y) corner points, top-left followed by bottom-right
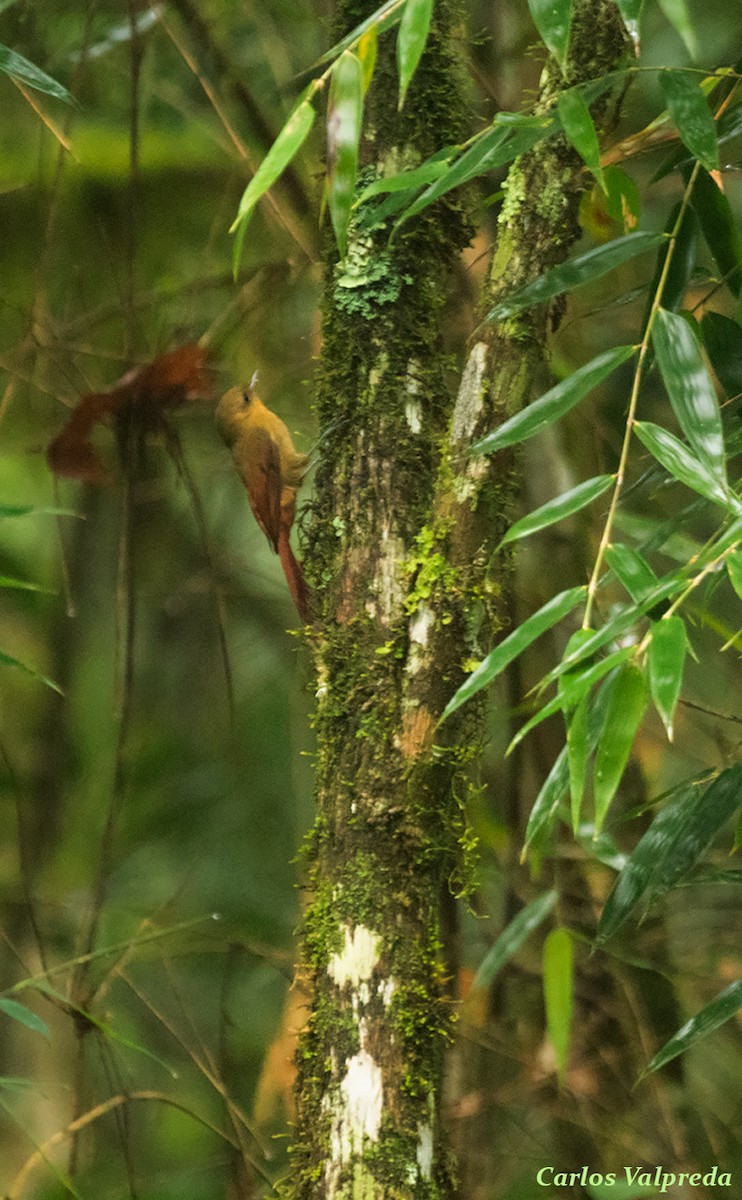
(406, 603), (435, 677)
(450, 341), (487, 448)
(328, 924), (381, 989)
(416, 1123), (434, 1179)
(405, 399), (423, 433)
(377, 977), (396, 1006)
(323, 1024), (385, 1200)
(369, 519), (407, 624)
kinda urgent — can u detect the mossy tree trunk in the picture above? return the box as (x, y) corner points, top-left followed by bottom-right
(293, 3), (630, 1197)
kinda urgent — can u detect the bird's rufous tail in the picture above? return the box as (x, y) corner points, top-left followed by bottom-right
(278, 529), (312, 624)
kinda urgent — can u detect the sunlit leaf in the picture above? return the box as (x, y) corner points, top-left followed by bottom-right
(397, 0), (433, 109)
(357, 26), (378, 93)
(543, 928), (573, 1085)
(605, 543), (658, 602)
(642, 980), (742, 1078)
(648, 615), (686, 739)
(0, 649), (62, 694)
(499, 474), (614, 547)
(593, 663), (647, 834)
(527, 0), (573, 68)
(0, 576), (52, 592)
(661, 71), (719, 171)
(486, 232), (666, 322)
(656, 0), (699, 59)
(701, 311), (742, 397)
(327, 52), (364, 258)
(558, 88), (604, 188)
(633, 420), (729, 508)
(603, 166), (641, 232)
(597, 767), (742, 942)
(472, 890), (557, 988)
(441, 587), (586, 720)
(727, 549), (742, 600)
(473, 346), (636, 454)
(0, 43), (74, 103)
(230, 98), (316, 273)
(312, 0), (404, 68)
(0, 999), (50, 1040)
(614, 0), (643, 46)
(691, 168), (742, 298)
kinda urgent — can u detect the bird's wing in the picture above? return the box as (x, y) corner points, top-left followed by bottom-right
(244, 427), (283, 552)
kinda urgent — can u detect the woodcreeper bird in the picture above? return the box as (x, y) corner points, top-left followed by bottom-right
(216, 384), (311, 623)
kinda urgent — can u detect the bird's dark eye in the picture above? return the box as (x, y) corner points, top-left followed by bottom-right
(241, 391), (250, 405)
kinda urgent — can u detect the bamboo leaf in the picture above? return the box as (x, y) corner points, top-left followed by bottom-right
(473, 346), (636, 454)
(472, 890), (557, 988)
(633, 420), (729, 508)
(327, 52), (364, 259)
(558, 88), (604, 187)
(656, 0), (699, 60)
(357, 26), (378, 94)
(0, 999), (50, 1040)
(230, 98), (316, 272)
(356, 156), (451, 204)
(0, 504), (78, 519)
(499, 474), (614, 547)
(397, 0), (433, 109)
(648, 615), (686, 739)
(0, 44), (74, 103)
(485, 232), (666, 322)
(642, 981), (742, 1078)
(597, 767), (742, 943)
(614, 0), (643, 45)
(593, 664), (647, 834)
(0, 649), (63, 694)
(543, 929), (574, 1085)
(661, 71), (719, 171)
(441, 587), (587, 720)
(691, 168), (742, 298)
(527, 0), (573, 68)
(567, 695), (590, 834)
(652, 308), (725, 481)
(312, 0), (404, 68)
(605, 543), (658, 602)
(700, 311), (742, 397)
(727, 549), (742, 600)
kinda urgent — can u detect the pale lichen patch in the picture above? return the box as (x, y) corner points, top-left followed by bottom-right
(327, 924), (381, 989)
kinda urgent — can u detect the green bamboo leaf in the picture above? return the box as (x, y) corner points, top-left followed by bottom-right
(0, 504), (78, 519)
(485, 232), (666, 322)
(593, 663), (647, 834)
(613, 0), (643, 45)
(652, 308), (725, 481)
(558, 88), (604, 188)
(311, 0), (404, 68)
(0, 576), (52, 592)
(633, 420), (729, 508)
(230, 98), (316, 272)
(656, 0), (699, 59)
(661, 71), (719, 171)
(472, 890), (557, 988)
(597, 767), (742, 943)
(327, 51), (364, 259)
(543, 928), (573, 1085)
(0, 999), (50, 1040)
(441, 586), (586, 721)
(567, 695), (590, 834)
(691, 168), (742, 298)
(648, 615), (686, 739)
(357, 26), (378, 93)
(356, 156), (451, 205)
(397, 0), (433, 110)
(726, 549), (742, 600)
(0, 649), (63, 694)
(527, 0), (573, 68)
(473, 345), (636, 454)
(499, 474), (614, 547)
(642, 981), (742, 1078)
(701, 311), (742, 397)
(0, 44), (74, 103)
(605, 543), (658, 602)
(603, 166), (641, 232)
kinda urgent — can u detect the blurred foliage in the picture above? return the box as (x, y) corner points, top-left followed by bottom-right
(0, 0), (740, 1198)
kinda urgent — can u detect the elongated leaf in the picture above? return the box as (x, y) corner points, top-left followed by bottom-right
(394, 119), (556, 231)
(605, 543), (658, 602)
(614, 0), (643, 45)
(312, 0), (403, 68)
(397, 0), (433, 109)
(642, 981), (742, 1078)
(656, 0), (699, 59)
(593, 663), (647, 834)
(0, 649), (62, 693)
(648, 615), (686, 739)
(558, 88), (604, 187)
(230, 99), (316, 270)
(701, 311), (742, 397)
(327, 52), (364, 259)
(633, 420), (729, 508)
(661, 71), (719, 171)
(727, 549), (742, 600)
(0, 576), (51, 592)
(441, 586), (586, 720)
(0, 43), (74, 103)
(527, 0), (573, 68)
(691, 168), (742, 298)
(472, 890), (557, 988)
(356, 157), (450, 204)
(543, 929), (573, 1085)
(652, 308), (725, 481)
(500, 474), (614, 547)
(0, 504), (77, 518)
(0, 999), (50, 1040)
(597, 767), (742, 943)
(474, 345), (636, 454)
(603, 166), (641, 232)
(567, 695), (590, 834)
(357, 26), (378, 93)
(486, 232), (666, 322)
